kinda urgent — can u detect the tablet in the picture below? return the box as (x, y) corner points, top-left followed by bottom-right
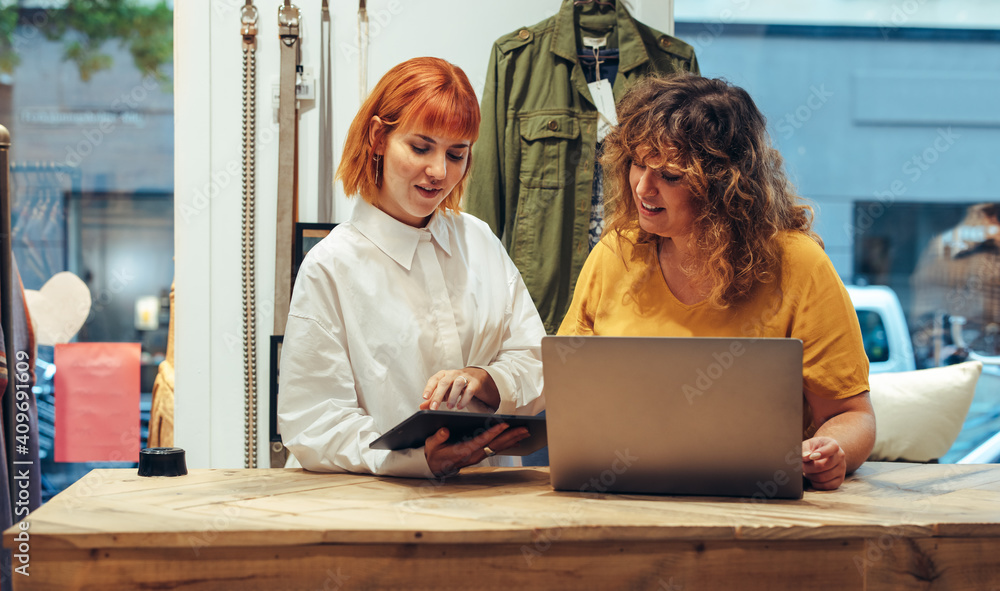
(369, 410), (547, 456)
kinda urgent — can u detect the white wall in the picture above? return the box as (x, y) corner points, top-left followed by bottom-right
(174, 0), (674, 468)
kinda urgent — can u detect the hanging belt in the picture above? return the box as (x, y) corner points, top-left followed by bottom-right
(240, 0), (259, 469)
(275, 0), (300, 337)
(358, 0), (369, 102)
(318, 0), (333, 223)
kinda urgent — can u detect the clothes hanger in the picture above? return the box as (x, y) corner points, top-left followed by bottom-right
(573, 0), (617, 82)
(573, 0), (616, 8)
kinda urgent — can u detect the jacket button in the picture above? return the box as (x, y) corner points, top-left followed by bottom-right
(659, 36), (672, 48)
(547, 120), (559, 131)
(518, 29), (530, 40)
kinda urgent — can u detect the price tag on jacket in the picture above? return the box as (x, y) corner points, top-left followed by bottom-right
(588, 79), (617, 142)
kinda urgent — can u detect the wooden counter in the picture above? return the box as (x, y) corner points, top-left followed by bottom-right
(4, 463), (1000, 590)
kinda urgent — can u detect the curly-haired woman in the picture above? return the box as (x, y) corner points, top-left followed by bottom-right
(559, 75), (875, 490)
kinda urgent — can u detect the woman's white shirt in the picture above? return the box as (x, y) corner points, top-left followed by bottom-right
(277, 198), (546, 477)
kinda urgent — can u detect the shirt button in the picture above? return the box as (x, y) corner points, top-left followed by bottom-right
(518, 29), (530, 40)
(547, 120), (559, 131)
(659, 36), (672, 48)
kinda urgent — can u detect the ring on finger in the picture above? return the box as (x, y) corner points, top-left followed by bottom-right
(483, 445), (496, 457)
(456, 376), (468, 389)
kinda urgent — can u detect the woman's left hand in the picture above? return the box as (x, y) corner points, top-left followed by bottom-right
(420, 367), (499, 411)
(802, 436), (847, 490)
(424, 424), (530, 477)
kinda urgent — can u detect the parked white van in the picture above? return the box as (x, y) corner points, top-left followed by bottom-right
(846, 285), (1000, 463)
(845, 285), (916, 374)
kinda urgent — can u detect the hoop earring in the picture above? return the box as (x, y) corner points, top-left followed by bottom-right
(373, 154), (381, 186)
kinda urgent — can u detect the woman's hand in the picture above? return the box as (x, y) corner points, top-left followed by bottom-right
(421, 368), (500, 411)
(423, 423), (530, 477)
(802, 436), (847, 490)
(802, 390), (876, 491)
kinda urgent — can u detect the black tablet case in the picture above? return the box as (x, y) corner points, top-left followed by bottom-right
(369, 410), (547, 456)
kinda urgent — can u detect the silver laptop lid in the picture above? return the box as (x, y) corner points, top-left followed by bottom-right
(543, 336), (804, 499)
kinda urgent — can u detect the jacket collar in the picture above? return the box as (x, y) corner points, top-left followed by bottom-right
(350, 198), (453, 271)
(551, 0), (650, 74)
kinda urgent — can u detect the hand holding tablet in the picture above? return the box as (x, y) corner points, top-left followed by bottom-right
(423, 423), (530, 477)
(370, 410), (547, 456)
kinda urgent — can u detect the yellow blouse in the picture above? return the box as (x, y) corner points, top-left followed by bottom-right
(558, 230), (870, 436)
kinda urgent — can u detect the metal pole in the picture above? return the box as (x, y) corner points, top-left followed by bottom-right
(0, 124), (13, 413)
(0, 125), (16, 528)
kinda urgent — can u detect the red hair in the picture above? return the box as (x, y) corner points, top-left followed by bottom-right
(337, 57), (481, 213)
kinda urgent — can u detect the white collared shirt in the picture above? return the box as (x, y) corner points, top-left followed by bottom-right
(277, 198), (546, 477)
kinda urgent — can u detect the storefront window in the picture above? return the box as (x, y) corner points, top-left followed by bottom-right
(1, 1), (173, 499)
(675, 1), (1000, 462)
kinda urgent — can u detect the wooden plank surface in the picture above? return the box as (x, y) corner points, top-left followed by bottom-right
(1, 540), (871, 590)
(5, 463), (1000, 590)
(13, 538), (1000, 591)
(5, 463), (1000, 551)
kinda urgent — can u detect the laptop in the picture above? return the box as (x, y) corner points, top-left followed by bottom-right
(542, 336), (804, 499)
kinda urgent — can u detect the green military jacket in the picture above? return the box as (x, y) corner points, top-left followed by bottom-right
(465, 0), (699, 334)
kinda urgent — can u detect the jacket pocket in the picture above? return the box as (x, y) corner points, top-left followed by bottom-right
(517, 112), (580, 190)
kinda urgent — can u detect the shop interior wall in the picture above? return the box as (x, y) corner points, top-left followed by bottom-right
(175, 0), (673, 468)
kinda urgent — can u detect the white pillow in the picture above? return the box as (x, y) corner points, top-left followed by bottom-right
(869, 361), (982, 462)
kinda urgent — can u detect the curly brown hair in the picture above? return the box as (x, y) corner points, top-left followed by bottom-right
(601, 74), (821, 309)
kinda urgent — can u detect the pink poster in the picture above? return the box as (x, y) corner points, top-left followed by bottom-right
(54, 343), (141, 463)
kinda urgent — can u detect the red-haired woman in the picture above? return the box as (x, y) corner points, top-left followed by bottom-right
(278, 57), (544, 477)
(560, 75), (875, 490)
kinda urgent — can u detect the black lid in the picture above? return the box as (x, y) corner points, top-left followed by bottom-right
(138, 447), (188, 477)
